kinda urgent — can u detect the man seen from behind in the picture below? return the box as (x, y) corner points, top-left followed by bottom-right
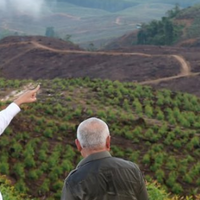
(61, 117), (149, 200)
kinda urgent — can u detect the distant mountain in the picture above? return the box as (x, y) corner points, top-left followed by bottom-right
(1, 0), (200, 49)
(56, 0), (138, 12)
(104, 4), (200, 49)
(57, 0), (200, 11)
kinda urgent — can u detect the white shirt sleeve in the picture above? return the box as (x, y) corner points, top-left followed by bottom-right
(0, 103), (21, 136)
(0, 191), (3, 200)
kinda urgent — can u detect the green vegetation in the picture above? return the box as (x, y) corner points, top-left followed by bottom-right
(0, 175), (34, 200)
(137, 3), (200, 46)
(0, 78), (200, 199)
(178, 4), (200, 39)
(137, 5), (183, 45)
(3, 0), (200, 47)
(0, 174), (196, 200)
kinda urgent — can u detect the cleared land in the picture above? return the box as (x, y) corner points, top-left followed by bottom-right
(1, 36), (200, 96)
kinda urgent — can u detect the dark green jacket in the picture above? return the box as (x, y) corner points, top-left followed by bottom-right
(61, 151), (149, 200)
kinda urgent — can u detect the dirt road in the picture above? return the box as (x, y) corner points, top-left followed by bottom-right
(31, 41), (151, 57)
(0, 40), (196, 84)
(31, 41), (195, 84)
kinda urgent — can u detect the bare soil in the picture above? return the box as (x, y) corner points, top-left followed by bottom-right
(1, 36), (200, 96)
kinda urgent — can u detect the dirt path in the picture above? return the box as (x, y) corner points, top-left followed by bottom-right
(0, 41), (30, 48)
(31, 41), (195, 84)
(0, 40), (196, 83)
(140, 55), (194, 85)
(172, 55), (190, 75)
(31, 41), (151, 57)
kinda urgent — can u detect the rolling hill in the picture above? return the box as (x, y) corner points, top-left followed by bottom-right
(1, 0), (200, 48)
(0, 77), (200, 199)
(105, 4), (200, 49)
(1, 35), (200, 97)
(1, 1), (200, 200)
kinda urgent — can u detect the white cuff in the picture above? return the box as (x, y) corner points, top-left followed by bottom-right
(0, 103), (21, 136)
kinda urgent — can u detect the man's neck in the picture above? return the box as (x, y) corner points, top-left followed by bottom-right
(81, 148), (108, 158)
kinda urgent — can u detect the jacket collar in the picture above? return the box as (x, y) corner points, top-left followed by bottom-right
(77, 151), (111, 169)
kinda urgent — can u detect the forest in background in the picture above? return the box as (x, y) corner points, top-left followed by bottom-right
(137, 5), (182, 45)
(1, 0), (200, 48)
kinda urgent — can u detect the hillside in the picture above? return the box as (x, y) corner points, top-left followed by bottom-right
(105, 4), (200, 49)
(1, 36), (200, 97)
(0, 78), (200, 199)
(175, 4), (200, 47)
(1, 2), (200, 200)
(56, 0), (200, 11)
(2, 0), (200, 48)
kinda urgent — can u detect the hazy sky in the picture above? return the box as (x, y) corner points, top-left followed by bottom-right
(0, 0), (46, 17)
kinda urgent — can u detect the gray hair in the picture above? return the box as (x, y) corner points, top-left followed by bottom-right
(77, 117), (110, 150)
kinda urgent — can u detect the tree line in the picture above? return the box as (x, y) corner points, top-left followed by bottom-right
(137, 5), (183, 45)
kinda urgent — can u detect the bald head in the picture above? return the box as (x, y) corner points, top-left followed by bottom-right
(77, 117), (110, 150)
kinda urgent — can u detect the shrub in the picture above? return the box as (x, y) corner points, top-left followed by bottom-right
(143, 153), (151, 165)
(15, 179), (28, 193)
(38, 149), (47, 161)
(129, 151), (140, 163)
(24, 155), (36, 168)
(13, 163), (25, 178)
(147, 181), (168, 200)
(44, 128), (53, 138)
(0, 175), (30, 200)
(38, 179), (50, 195)
(166, 171), (178, 188)
(155, 169), (165, 183)
(61, 159), (74, 172)
(0, 162), (9, 175)
(27, 170), (39, 180)
(52, 180), (63, 191)
(171, 183), (183, 194)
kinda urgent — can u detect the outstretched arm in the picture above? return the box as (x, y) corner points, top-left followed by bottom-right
(14, 85), (40, 106)
(0, 85), (40, 135)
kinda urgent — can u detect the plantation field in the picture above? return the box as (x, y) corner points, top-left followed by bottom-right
(0, 78), (200, 199)
(118, 3), (174, 18)
(0, 1), (180, 48)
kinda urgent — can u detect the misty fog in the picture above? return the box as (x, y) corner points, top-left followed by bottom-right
(1, 0), (200, 48)
(0, 0), (47, 17)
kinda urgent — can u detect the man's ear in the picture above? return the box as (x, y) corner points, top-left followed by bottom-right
(106, 136), (111, 151)
(75, 139), (82, 152)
